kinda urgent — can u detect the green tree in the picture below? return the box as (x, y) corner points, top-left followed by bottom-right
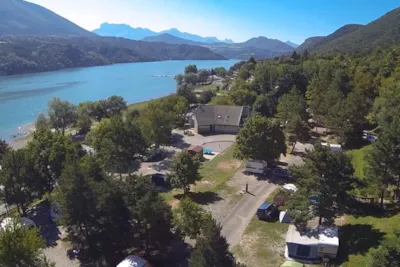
(139, 101), (175, 152)
(183, 73), (199, 85)
(366, 229), (400, 267)
(173, 198), (209, 239)
(365, 117), (400, 208)
(123, 176), (175, 253)
(214, 67), (227, 77)
(198, 69), (210, 85)
(290, 144), (355, 225)
(286, 192), (312, 231)
(189, 217), (236, 267)
(0, 139), (10, 165)
(0, 218), (54, 267)
(26, 128), (78, 195)
(35, 113), (50, 131)
(168, 150), (201, 195)
(229, 89), (257, 106)
(89, 115), (147, 175)
(48, 97), (77, 135)
(252, 94), (277, 117)
(175, 74), (184, 85)
(177, 83), (196, 103)
(237, 68), (250, 80)
(234, 114), (286, 165)
(285, 116), (311, 153)
(185, 64), (198, 74)
(76, 113), (92, 134)
(58, 159), (132, 265)
(277, 87), (308, 123)
(209, 96), (234, 105)
(0, 149), (36, 216)
(104, 95), (127, 117)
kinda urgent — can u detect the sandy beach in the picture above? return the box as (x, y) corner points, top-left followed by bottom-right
(8, 122), (35, 150)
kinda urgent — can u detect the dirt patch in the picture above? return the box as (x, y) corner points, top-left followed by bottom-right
(168, 199), (180, 209)
(217, 160), (241, 170)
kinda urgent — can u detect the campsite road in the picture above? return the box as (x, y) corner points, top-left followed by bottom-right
(220, 179), (278, 247)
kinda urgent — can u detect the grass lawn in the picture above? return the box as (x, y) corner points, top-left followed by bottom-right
(232, 188), (289, 267)
(127, 97), (165, 111)
(194, 84), (218, 91)
(334, 212), (400, 267)
(162, 145), (242, 205)
(347, 144), (373, 180)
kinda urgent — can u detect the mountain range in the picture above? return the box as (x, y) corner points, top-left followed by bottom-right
(93, 23), (234, 44)
(0, 0), (224, 76)
(1, 0), (400, 75)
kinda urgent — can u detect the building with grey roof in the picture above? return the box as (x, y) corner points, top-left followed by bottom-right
(191, 105), (250, 134)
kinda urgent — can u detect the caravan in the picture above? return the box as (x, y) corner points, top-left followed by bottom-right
(245, 160), (267, 175)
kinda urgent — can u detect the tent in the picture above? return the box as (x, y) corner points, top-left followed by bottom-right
(116, 255), (151, 267)
(281, 261), (304, 267)
(283, 184), (298, 192)
(279, 210), (293, 223)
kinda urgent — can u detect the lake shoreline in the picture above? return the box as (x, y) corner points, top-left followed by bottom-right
(0, 59), (238, 146)
(8, 97), (163, 150)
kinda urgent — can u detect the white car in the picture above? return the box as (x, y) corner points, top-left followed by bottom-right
(283, 183), (298, 192)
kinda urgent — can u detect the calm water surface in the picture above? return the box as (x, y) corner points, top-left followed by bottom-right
(0, 60), (238, 140)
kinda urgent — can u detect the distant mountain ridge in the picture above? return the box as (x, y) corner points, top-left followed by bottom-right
(141, 33), (294, 60)
(93, 23), (232, 44)
(0, 0), (94, 36)
(142, 33), (204, 46)
(297, 7), (400, 53)
(297, 24), (363, 51)
(238, 36), (294, 52)
(285, 41), (299, 48)
(0, 36), (226, 76)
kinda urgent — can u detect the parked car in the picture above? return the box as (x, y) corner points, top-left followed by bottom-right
(309, 194), (319, 205)
(272, 167), (293, 179)
(151, 173), (169, 188)
(256, 202), (278, 220)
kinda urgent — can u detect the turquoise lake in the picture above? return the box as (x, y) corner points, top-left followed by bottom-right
(0, 59), (238, 140)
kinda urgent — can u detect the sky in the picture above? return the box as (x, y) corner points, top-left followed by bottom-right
(28, 0), (400, 44)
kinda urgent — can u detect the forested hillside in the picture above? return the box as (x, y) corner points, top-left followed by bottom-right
(195, 47), (400, 148)
(0, 36), (225, 75)
(297, 24), (362, 51)
(299, 7), (400, 54)
(0, 0), (93, 36)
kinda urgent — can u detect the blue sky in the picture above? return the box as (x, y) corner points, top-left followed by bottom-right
(29, 0), (399, 44)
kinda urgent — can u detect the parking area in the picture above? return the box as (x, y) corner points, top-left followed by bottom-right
(136, 130), (236, 176)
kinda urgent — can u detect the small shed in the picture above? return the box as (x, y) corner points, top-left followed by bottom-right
(187, 145), (203, 158)
(117, 255), (152, 267)
(285, 225), (339, 263)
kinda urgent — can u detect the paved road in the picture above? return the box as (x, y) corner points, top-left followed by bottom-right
(220, 179), (278, 247)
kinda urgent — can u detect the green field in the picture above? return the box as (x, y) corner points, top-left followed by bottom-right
(347, 144), (373, 180)
(335, 212), (400, 267)
(162, 145), (242, 203)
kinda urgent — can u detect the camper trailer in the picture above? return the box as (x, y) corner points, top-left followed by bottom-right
(321, 142), (342, 152)
(245, 160), (267, 175)
(285, 225), (339, 263)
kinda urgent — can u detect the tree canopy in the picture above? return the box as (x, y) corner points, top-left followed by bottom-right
(234, 114), (286, 164)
